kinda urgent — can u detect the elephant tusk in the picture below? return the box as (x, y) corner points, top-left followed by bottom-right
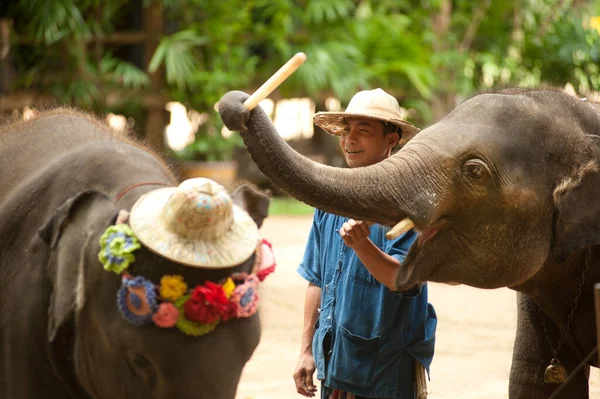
(386, 218), (415, 240)
(243, 52), (307, 111)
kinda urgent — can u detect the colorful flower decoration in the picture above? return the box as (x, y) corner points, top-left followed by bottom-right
(152, 303), (179, 328)
(174, 295), (219, 337)
(222, 277), (235, 298)
(159, 275), (188, 301)
(184, 282), (229, 324)
(99, 223), (275, 337)
(98, 224), (141, 274)
(117, 275), (159, 326)
(231, 275), (259, 318)
(255, 239), (276, 282)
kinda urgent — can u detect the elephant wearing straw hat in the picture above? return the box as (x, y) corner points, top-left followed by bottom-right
(219, 88), (600, 399)
(0, 108), (275, 399)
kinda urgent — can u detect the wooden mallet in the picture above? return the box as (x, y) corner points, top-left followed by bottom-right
(242, 52), (307, 111)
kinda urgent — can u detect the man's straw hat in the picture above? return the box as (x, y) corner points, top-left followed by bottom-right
(129, 178), (258, 268)
(313, 88), (419, 147)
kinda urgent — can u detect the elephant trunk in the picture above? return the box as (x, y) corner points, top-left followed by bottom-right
(240, 103), (439, 227)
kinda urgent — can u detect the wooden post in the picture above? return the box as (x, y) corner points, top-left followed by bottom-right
(143, 0), (166, 153)
(595, 283), (600, 367)
(0, 19), (14, 99)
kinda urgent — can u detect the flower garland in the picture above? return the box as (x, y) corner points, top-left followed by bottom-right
(98, 223), (275, 337)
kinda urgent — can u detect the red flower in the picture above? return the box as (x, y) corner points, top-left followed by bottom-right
(221, 300), (238, 322)
(184, 282), (229, 324)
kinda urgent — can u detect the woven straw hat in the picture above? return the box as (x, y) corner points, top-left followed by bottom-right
(314, 88), (419, 147)
(129, 178), (258, 268)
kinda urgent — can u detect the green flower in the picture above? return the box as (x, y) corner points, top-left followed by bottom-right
(173, 296), (219, 337)
(98, 224), (141, 274)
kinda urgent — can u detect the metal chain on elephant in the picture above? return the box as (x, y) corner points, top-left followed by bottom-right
(539, 247), (592, 384)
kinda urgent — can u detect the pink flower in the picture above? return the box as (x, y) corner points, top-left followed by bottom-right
(256, 239), (276, 282)
(231, 276), (259, 318)
(152, 303), (179, 328)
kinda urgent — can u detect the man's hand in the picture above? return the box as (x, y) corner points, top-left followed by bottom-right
(339, 219), (370, 249)
(293, 353), (318, 397)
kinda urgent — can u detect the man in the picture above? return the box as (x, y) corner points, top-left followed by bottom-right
(293, 88), (437, 399)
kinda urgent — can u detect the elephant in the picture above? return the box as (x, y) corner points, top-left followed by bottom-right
(218, 88), (600, 399)
(0, 108), (272, 399)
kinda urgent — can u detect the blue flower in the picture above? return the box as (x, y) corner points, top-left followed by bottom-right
(239, 287), (254, 307)
(117, 276), (159, 326)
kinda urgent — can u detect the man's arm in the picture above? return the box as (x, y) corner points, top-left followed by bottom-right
(293, 283), (321, 397)
(339, 219), (400, 290)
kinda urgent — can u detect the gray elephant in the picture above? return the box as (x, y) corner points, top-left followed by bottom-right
(218, 89), (600, 399)
(0, 109), (274, 398)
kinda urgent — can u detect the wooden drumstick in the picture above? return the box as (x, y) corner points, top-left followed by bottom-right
(243, 52), (307, 111)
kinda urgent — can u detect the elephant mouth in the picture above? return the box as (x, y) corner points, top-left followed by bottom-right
(395, 224), (441, 290)
(417, 226), (440, 247)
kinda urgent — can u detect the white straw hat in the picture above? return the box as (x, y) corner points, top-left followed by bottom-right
(128, 178), (258, 268)
(313, 88), (419, 147)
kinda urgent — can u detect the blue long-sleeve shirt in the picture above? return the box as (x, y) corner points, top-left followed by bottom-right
(297, 209), (437, 398)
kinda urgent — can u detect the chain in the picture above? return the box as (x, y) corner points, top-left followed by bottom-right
(540, 247), (592, 358)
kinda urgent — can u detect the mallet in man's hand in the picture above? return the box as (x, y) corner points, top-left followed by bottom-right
(242, 52), (307, 111)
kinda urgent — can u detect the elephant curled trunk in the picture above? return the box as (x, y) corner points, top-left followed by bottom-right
(218, 91), (433, 227)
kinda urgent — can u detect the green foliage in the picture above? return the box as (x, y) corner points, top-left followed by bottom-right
(7, 0), (146, 111)
(21, 0), (91, 44)
(148, 30), (209, 89)
(5, 0), (600, 142)
(99, 54), (150, 89)
(465, 0), (600, 94)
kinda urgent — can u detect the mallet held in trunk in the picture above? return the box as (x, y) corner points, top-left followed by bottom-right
(242, 52), (307, 111)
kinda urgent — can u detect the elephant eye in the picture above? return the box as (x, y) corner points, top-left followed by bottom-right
(462, 159), (489, 181)
(128, 354), (156, 383)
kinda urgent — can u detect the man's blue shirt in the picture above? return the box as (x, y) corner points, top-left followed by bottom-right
(297, 209), (437, 398)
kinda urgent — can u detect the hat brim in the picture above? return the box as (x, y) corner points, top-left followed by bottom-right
(314, 112), (419, 147)
(129, 187), (258, 269)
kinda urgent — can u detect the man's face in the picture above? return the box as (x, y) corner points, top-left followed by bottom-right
(339, 118), (399, 168)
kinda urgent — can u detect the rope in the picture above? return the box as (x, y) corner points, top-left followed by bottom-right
(115, 182), (171, 201)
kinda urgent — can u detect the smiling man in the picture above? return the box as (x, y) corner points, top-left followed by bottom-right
(292, 88), (437, 399)
(339, 118), (399, 168)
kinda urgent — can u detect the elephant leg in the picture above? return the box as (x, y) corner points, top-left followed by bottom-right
(509, 293), (589, 399)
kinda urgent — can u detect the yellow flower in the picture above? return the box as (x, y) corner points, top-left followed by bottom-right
(222, 278), (235, 298)
(591, 16), (600, 33)
(160, 275), (188, 301)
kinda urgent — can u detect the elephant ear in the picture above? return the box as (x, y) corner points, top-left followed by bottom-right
(39, 191), (118, 341)
(552, 154), (600, 263)
(230, 184), (271, 229)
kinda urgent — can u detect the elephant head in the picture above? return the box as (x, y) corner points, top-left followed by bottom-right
(218, 89), (600, 291)
(40, 179), (272, 399)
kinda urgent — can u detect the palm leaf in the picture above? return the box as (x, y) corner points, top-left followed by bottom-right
(22, 0), (90, 44)
(148, 30), (209, 89)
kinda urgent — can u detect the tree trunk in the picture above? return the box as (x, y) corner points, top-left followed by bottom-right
(431, 0), (455, 122)
(143, 0), (167, 153)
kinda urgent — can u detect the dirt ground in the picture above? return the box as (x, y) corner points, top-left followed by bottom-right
(236, 215), (600, 399)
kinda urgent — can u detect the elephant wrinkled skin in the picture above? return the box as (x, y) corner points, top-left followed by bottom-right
(218, 88), (600, 398)
(0, 109), (270, 399)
